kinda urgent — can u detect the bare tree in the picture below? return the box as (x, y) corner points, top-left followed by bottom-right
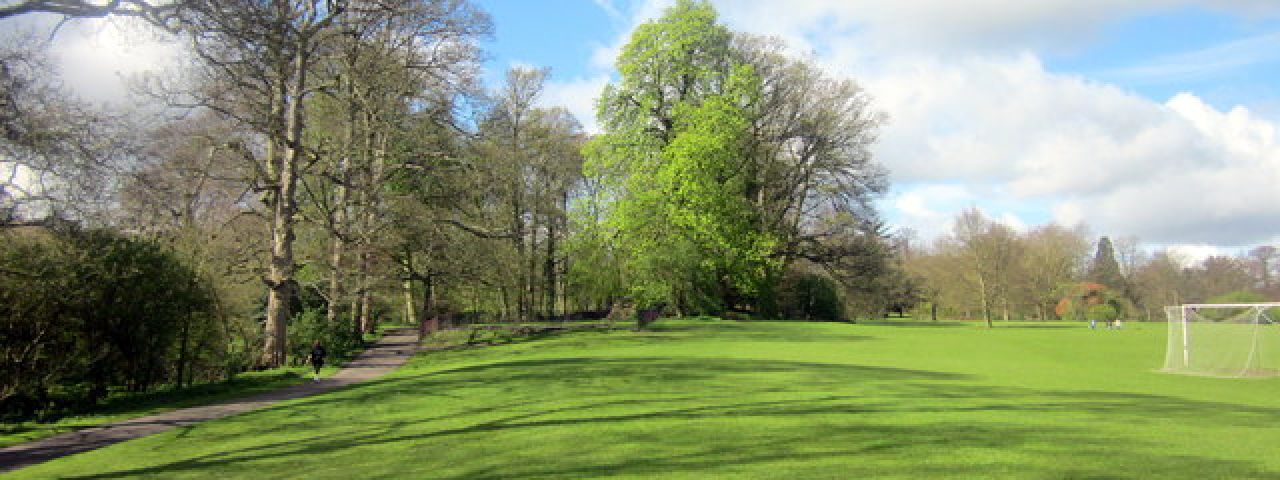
(948, 208), (1022, 327)
(1018, 224), (1089, 320)
(0, 0), (183, 23)
(144, 0), (353, 366)
(735, 34), (888, 272)
(1246, 245), (1277, 294)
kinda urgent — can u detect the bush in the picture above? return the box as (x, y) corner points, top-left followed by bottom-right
(1087, 303), (1119, 322)
(770, 269), (845, 321)
(1, 226), (219, 418)
(287, 308), (364, 365)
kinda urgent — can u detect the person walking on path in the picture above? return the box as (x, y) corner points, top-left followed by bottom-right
(307, 341), (327, 381)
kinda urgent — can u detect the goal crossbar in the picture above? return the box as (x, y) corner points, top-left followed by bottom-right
(1179, 303), (1280, 308)
(1164, 303), (1280, 377)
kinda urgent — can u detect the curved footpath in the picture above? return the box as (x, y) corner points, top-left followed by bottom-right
(0, 328), (421, 473)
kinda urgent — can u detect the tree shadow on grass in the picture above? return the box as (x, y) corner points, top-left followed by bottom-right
(855, 320), (972, 327)
(49, 355), (1280, 479)
(619, 320), (877, 344)
(988, 323), (1082, 329)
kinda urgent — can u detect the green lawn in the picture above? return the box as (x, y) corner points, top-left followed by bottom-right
(11, 318), (1280, 479)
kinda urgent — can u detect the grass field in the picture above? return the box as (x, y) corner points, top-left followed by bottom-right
(10, 318), (1280, 479)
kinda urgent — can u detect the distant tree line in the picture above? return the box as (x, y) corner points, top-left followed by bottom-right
(903, 208), (1279, 325)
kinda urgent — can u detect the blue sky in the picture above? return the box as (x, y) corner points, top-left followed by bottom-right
(474, 1), (1280, 115)
(475, 0), (619, 86)
(471, 0), (1280, 260)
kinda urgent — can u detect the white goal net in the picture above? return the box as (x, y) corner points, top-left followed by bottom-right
(1163, 303), (1280, 377)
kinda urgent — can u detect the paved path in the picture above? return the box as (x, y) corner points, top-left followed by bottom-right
(0, 328), (421, 473)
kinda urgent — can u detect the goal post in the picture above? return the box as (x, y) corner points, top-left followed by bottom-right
(1163, 303), (1280, 377)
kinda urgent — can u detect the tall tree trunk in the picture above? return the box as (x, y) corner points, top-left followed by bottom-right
(500, 286), (511, 322)
(977, 274), (993, 328)
(176, 313), (190, 388)
(527, 212), (541, 320)
(361, 133), (388, 333)
(264, 48), (307, 367)
(325, 76), (355, 326)
(401, 254), (416, 326)
(402, 278), (416, 325)
(358, 248), (372, 332)
(545, 217), (557, 320)
(513, 196), (526, 321)
(419, 274), (435, 336)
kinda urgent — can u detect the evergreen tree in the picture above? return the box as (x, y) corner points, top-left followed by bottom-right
(1089, 236), (1125, 290)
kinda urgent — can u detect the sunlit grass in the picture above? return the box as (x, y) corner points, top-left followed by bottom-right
(13, 318), (1280, 478)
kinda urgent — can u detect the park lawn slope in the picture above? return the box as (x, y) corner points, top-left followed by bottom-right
(12, 318), (1280, 479)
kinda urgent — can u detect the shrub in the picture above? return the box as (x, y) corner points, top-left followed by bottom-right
(1, 226), (218, 418)
(288, 308), (364, 364)
(1087, 303), (1119, 322)
(771, 269), (845, 321)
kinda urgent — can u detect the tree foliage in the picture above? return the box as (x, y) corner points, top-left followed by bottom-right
(1088, 236), (1125, 292)
(582, 0), (888, 317)
(1, 226), (218, 417)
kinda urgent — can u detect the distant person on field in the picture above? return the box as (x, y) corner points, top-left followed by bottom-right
(1089, 318), (1097, 330)
(307, 340), (327, 382)
(1114, 319), (1122, 330)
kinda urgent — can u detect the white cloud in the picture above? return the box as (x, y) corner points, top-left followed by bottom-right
(999, 213), (1029, 233)
(712, 0), (1280, 56)
(680, 1), (1280, 248)
(588, 0), (670, 71)
(540, 74), (610, 134)
(1050, 93), (1280, 245)
(1101, 31), (1280, 85)
(857, 54), (1224, 201)
(1164, 244), (1226, 267)
(591, 0), (626, 22)
(507, 60), (538, 72)
(1052, 203), (1086, 228)
(887, 184), (1035, 243)
(889, 185), (964, 242)
(12, 15), (184, 104)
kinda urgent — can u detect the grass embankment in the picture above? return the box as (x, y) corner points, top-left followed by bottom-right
(13, 318), (1280, 479)
(0, 324), (403, 449)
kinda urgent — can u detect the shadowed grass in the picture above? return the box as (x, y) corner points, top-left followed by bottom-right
(10, 318), (1280, 479)
(1, 327), (407, 449)
(0, 365), (339, 449)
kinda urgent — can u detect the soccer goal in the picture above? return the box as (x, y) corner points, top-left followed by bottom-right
(1163, 303), (1280, 377)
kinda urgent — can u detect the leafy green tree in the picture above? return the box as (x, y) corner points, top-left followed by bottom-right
(584, 0), (776, 313)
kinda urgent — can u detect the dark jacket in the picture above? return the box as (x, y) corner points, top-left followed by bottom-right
(309, 345), (327, 365)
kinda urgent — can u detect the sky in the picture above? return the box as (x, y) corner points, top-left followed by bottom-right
(10, 0), (1280, 262)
